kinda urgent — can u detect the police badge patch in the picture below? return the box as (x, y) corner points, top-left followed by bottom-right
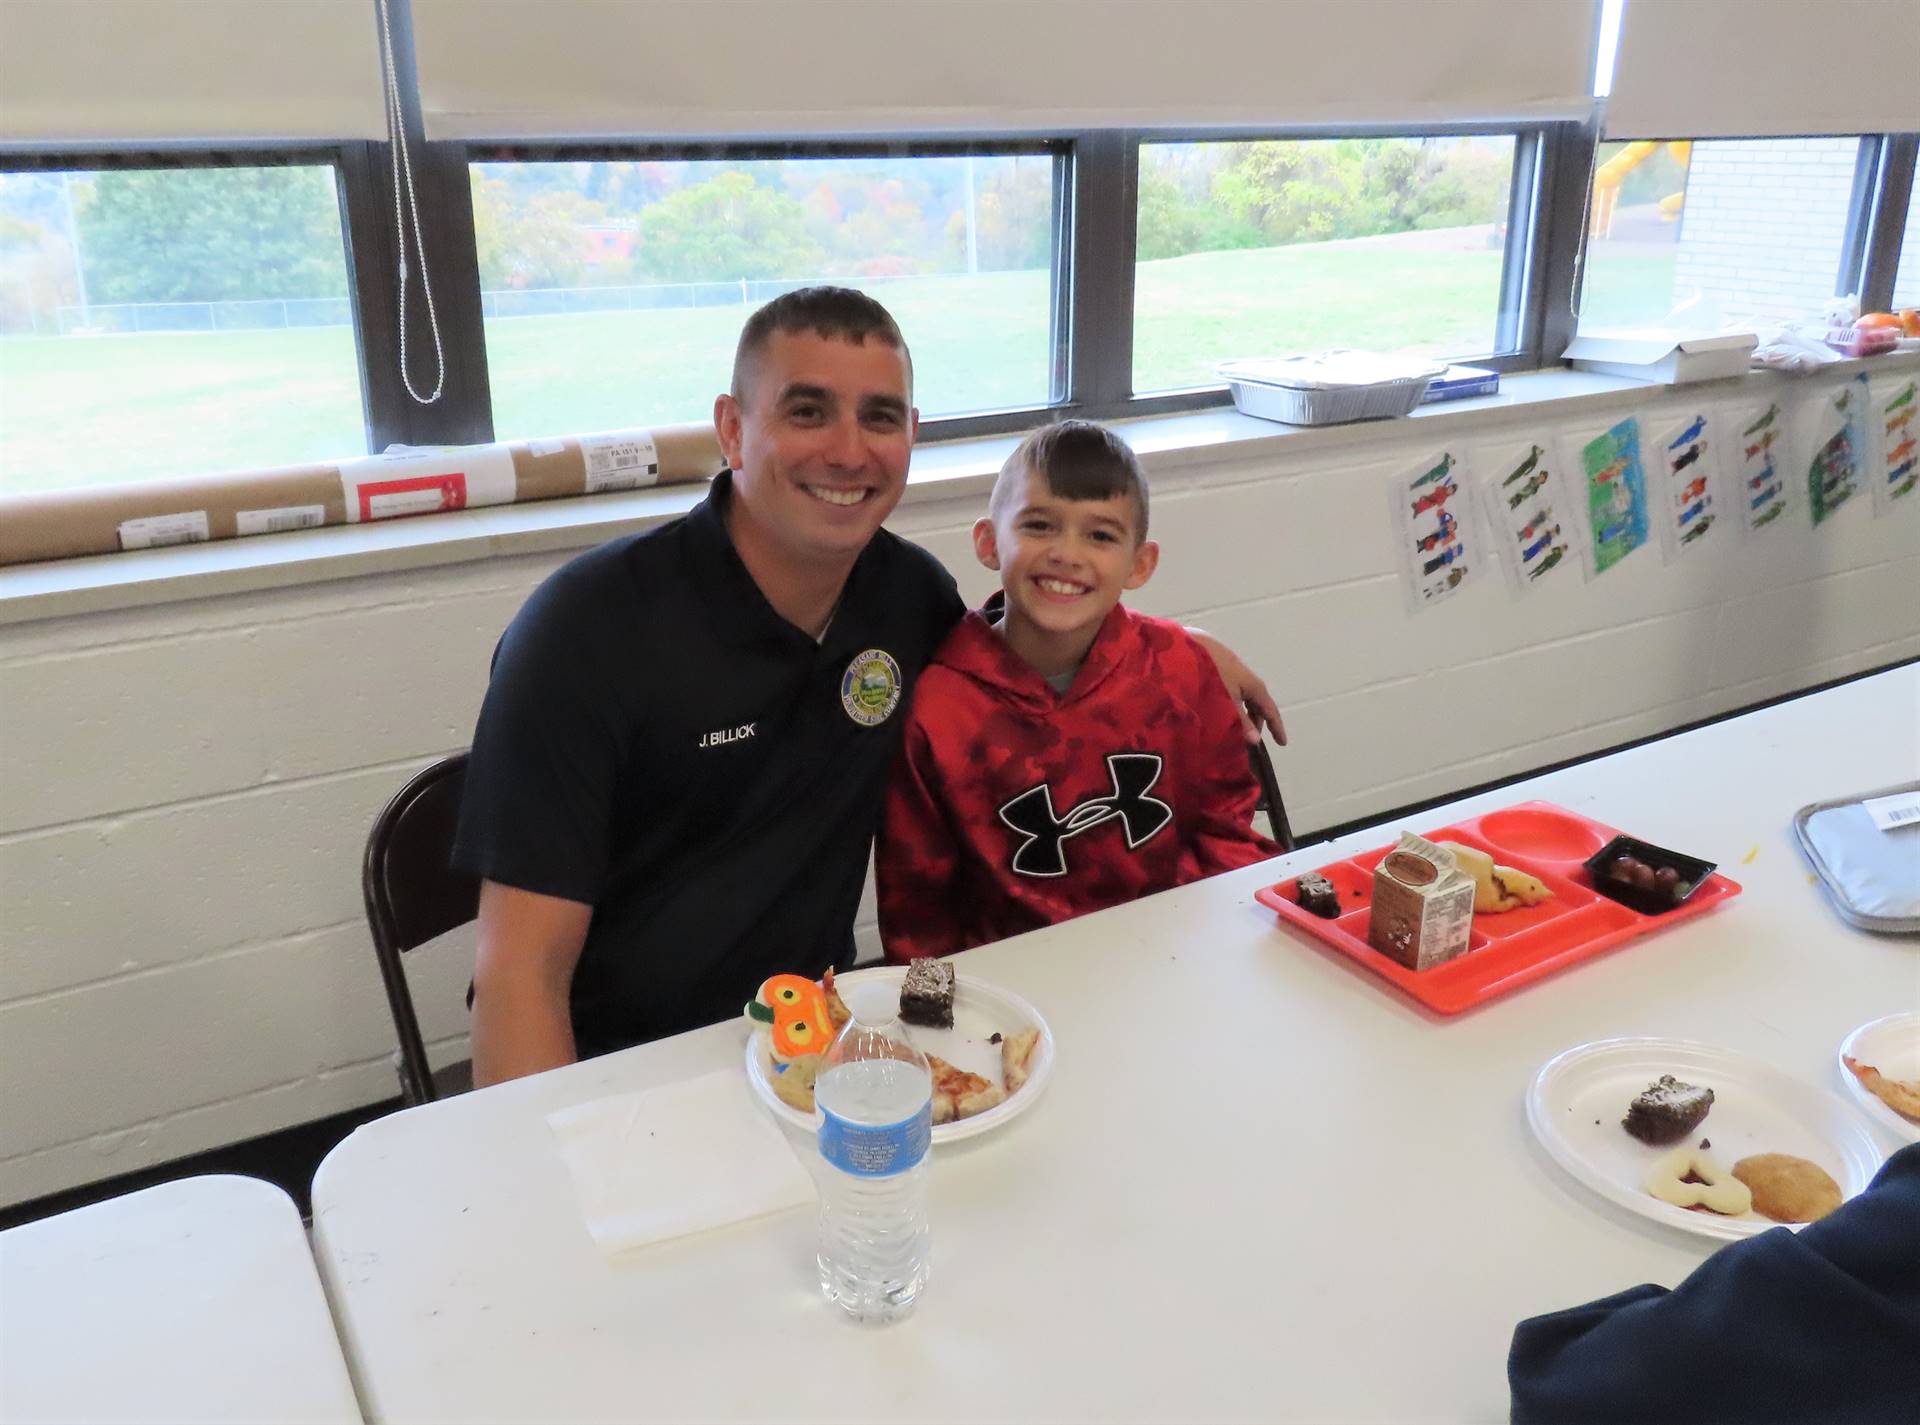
(840, 648), (902, 726)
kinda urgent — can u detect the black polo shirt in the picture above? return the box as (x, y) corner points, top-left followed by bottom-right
(453, 472), (964, 1056)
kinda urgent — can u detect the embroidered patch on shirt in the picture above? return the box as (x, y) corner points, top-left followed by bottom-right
(841, 649), (903, 726)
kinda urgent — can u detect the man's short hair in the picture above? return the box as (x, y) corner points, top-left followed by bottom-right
(730, 286), (912, 399)
(990, 419), (1150, 539)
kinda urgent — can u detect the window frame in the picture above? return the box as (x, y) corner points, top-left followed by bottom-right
(0, 108), (1913, 516)
(1860, 133), (1917, 313)
(0, 140), (393, 463)
(1113, 121), (1561, 409)
(458, 135), (1072, 441)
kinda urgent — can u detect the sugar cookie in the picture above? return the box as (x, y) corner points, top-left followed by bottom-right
(1732, 1153), (1842, 1224)
(1646, 1145), (1752, 1216)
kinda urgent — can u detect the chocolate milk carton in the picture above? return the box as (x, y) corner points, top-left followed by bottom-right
(1368, 832), (1475, 970)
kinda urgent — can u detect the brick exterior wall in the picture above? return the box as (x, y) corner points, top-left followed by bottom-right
(1673, 138), (1861, 325)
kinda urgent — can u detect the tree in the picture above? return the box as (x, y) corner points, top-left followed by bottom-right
(76, 167), (347, 303)
(635, 173), (824, 282)
(1136, 168), (1212, 260)
(1213, 141), (1375, 244)
(0, 212), (78, 333)
(949, 161), (1053, 271)
(468, 174), (603, 289)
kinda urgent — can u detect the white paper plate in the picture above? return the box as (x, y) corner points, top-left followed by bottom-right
(1527, 1037), (1886, 1241)
(744, 965), (1054, 1144)
(1837, 1011), (1920, 1145)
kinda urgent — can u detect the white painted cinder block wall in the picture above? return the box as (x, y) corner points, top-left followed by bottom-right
(3, 367), (1917, 1208)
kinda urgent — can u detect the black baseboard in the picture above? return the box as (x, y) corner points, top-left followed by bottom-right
(0, 1097), (402, 1232)
(4, 653), (1910, 1233)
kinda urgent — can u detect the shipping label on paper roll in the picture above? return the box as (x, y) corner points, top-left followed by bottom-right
(338, 447), (518, 523)
(118, 510), (211, 550)
(579, 430), (660, 493)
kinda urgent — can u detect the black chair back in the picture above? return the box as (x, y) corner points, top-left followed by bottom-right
(1248, 738), (1295, 853)
(361, 753), (476, 1105)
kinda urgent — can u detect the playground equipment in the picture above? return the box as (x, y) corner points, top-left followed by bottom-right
(1590, 141), (1691, 238)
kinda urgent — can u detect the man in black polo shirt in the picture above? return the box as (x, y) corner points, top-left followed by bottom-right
(456, 288), (1279, 1085)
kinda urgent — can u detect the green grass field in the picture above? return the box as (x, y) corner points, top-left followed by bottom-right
(0, 247), (1679, 496)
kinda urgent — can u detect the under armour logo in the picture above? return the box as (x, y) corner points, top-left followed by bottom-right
(998, 753), (1173, 878)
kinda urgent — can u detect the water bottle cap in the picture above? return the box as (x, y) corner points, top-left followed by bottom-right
(847, 983), (900, 1024)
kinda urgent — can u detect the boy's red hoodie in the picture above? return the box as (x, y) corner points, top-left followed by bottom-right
(876, 602), (1276, 961)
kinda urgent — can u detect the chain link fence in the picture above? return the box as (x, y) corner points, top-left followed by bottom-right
(38, 273), (925, 337)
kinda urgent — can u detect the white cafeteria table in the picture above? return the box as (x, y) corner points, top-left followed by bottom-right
(310, 664), (1918, 1423)
(0, 1174), (362, 1424)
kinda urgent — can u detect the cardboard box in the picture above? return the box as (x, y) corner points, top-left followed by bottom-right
(1562, 330), (1756, 384)
(1368, 833), (1476, 971)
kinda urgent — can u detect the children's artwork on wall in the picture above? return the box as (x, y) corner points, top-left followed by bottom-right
(1576, 417), (1650, 575)
(1807, 375), (1867, 527)
(1476, 437), (1579, 592)
(1871, 376), (1917, 514)
(1389, 449), (1477, 611)
(1726, 398), (1791, 535)
(1649, 410), (1722, 560)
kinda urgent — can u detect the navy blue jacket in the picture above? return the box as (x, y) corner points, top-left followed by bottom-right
(1510, 1141), (1920, 1424)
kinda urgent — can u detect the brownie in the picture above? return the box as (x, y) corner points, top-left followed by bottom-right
(1295, 872), (1341, 919)
(1622, 1075), (1715, 1145)
(898, 959), (955, 1029)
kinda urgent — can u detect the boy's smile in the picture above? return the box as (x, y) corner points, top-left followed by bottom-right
(974, 464), (1158, 679)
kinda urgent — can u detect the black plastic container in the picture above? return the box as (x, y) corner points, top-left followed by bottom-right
(1584, 835), (1718, 915)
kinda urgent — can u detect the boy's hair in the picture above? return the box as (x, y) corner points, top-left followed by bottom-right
(989, 419), (1150, 538)
(730, 286), (912, 398)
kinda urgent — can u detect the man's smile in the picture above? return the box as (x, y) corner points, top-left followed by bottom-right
(802, 483), (874, 507)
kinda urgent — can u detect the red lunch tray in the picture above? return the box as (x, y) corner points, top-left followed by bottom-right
(1254, 801), (1742, 1015)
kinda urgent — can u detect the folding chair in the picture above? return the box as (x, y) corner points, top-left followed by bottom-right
(1248, 737), (1295, 853)
(361, 753), (477, 1105)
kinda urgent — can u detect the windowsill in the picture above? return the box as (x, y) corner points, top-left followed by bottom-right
(2, 353), (1912, 627)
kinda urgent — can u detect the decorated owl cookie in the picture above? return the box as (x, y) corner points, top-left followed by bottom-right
(744, 973), (836, 1066)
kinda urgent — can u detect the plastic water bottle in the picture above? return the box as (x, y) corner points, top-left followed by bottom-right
(814, 986), (932, 1322)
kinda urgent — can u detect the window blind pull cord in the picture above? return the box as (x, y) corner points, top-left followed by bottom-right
(378, 0), (446, 405)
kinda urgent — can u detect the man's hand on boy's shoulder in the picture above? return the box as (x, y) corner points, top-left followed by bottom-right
(1184, 628), (1287, 746)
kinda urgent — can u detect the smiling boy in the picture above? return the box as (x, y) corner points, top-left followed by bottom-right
(877, 420), (1277, 961)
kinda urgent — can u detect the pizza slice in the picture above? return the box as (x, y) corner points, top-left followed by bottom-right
(820, 967), (852, 1032)
(770, 1053), (822, 1113)
(1002, 1026), (1041, 1095)
(1846, 1056), (1920, 1122)
(926, 1053), (993, 1125)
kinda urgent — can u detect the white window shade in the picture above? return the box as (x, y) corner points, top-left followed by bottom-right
(0, 0), (388, 144)
(1606, 0), (1920, 139)
(412, 0), (1598, 141)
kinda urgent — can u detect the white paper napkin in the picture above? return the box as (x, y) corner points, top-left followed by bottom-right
(548, 1069), (816, 1255)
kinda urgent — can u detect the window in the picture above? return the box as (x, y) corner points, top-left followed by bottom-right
(1893, 177), (1920, 309)
(472, 152), (1060, 439)
(1580, 137), (1866, 332)
(1132, 136), (1520, 394)
(0, 164), (366, 496)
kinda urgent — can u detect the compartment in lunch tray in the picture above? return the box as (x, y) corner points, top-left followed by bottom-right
(1441, 898), (1641, 981)
(1272, 858), (1374, 916)
(1421, 825), (1597, 928)
(1341, 826), (1594, 934)
(1334, 907), (1493, 962)
(1460, 803), (1613, 867)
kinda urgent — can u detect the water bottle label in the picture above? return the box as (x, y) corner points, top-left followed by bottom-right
(818, 1101), (931, 1178)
